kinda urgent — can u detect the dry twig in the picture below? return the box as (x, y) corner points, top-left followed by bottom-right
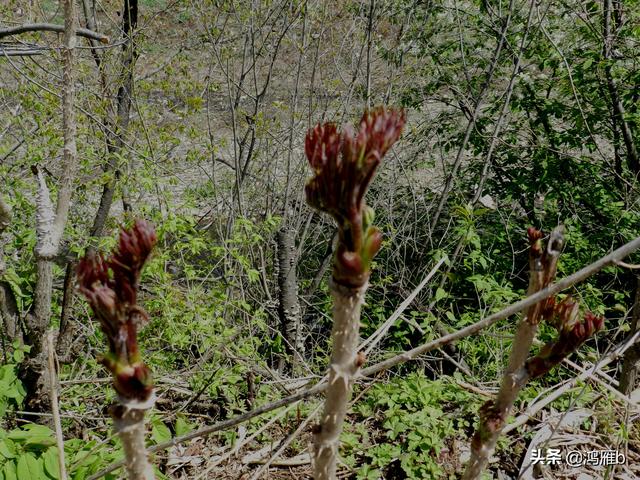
(0, 23), (108, 43)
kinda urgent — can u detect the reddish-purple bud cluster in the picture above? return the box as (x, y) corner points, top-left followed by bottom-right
(527, 227), (544, 243)
(305, 108), (405, 228)
(109, 220), (157, 305)
(526, 308), (604, 379)
(77, 219), (156, 401)
(562, 310), (604, 343)
(523, 226), (603, 379)
(305, 108), (405, 287)
(548, 296), (580, 328)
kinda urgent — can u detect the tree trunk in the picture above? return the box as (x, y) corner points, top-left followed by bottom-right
(22, 259), (54, 412)
(277, 226), (303, 371)
(22, 0), (79, 415)
(0, 282), (19, 347)
(0, 197), (20, 347)
(620, 276), (640, 394)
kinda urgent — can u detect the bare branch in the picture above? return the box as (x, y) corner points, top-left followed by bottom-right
(0, 23), (108, 43)
(47, 332), (68, 480)
(429, 0), (515, 236)
(603, 0), (639, 173)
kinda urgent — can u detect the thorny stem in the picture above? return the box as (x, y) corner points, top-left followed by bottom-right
(504, 227), (563, 376)
(463, 227), (603, 480)
(312, 281), (367, 479)
(306, 108), (404, 479)
(111, 402), (155, 480)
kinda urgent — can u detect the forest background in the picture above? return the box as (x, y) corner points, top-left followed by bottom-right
(1, 0), (640, 478)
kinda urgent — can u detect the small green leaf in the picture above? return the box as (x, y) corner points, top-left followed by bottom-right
(8, 425), (55, 448)
(247, 269), (260, 283)
(71, 465), (87, 480)
(0, 440), (16, 460)
(435, 288), (447, 302)
(151, 417), (171, 444)
(174, 416), (193, 437)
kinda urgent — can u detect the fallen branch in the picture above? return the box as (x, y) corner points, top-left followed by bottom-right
(249, 404), (320, 480)
(0, 46), (46, 56)
(247, 453), (311, 467)
(87, 233), (640, 479)
(192, 401), (300, 480)
(0, 23), (109, 43)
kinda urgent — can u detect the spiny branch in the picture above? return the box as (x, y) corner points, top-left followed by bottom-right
(305, 107), (405, 479)
(462, 228), (603, 480)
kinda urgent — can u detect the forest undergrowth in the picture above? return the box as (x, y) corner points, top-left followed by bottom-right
(1, 0), (640, 479)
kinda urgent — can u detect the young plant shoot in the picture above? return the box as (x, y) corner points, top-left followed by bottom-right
(463, 227), (604, 480)
(77, 219), (157, 480)
(305, 107), (405, 479)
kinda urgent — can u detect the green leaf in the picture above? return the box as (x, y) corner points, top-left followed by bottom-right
(174, 415), (193, 437)
(151, 417), (171, 444)
(0, 440), (16, 460)
(71, 465), (87, 480)
(434, 288), (447, 302)
(10, 424), (53, 438)
(16, 454), (43, 480)
(0, 366), (17, 385)
(247, 269), (260, 283)
(2, 461), (17, 480)
(8, 425), (55, 448)
(42, 448), (60, 479)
